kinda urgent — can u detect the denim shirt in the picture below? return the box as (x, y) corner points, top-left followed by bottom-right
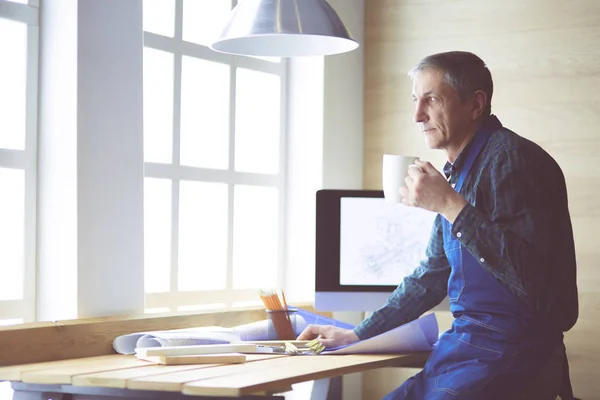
(355, 115), (578, 340)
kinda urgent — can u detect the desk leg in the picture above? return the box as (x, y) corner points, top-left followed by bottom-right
(309, 377), (342, 400)
(11, 386), (71, 400)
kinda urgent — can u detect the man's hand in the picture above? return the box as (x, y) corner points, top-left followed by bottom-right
(297, 325), (360, 349)
(399, 159), (468, 223)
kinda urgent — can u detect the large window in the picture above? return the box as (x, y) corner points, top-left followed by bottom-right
(143, 0), (287, 312)
(0, 0), (39, 324)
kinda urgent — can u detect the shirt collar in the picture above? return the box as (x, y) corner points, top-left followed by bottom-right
(443, 114), (502, 179)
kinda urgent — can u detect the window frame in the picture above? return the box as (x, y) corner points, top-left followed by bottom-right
(143, 0), (289, 312)
(0, 0), (40, 322)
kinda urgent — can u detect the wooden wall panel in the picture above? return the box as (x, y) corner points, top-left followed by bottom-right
(364, 0), (600, 398)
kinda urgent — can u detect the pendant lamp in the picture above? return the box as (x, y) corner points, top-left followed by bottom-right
(210, 0), (359, 57)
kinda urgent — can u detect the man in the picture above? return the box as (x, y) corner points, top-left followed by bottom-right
(298, 51), (579, 399)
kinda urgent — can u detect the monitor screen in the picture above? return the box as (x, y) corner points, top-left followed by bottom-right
(314, 189), (444, 312)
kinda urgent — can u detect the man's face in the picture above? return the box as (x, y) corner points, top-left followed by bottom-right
(411, 69), (474, 156)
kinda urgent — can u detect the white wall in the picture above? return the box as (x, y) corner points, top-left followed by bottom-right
(285, 56), (325, 302)
(322, 0), (365, 190)
(75, 0), (145, 318)
(37, 0), (144, 320)
(37, 0), (78, 320)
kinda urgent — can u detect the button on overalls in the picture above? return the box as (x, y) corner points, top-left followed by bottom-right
(383, 121), (573, 400)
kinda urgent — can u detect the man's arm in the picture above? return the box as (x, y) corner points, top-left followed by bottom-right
(354, 215), (450, 340)
(298, 215), (450, 346)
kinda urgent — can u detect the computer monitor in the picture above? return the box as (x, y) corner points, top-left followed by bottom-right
(314, 189), (446, 312)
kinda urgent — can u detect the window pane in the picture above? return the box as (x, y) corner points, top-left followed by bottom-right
(0, 168), (24, 300)
(178, 181), (228, 291)
(180, 57), (230, 169)
(232, 185), (278, 289)
(143, 0), (175, 37)
(182, 0), (232, 46)
(178, 304), (225, 312)
(235, 69), (280, 174)
(144, 178), (172, 293)
(143, 47), (173, 163)
(0, 318), (23, 326)
(0, 18), (27, 150)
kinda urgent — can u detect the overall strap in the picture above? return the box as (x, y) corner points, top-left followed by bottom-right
(454, 128), (491, 193)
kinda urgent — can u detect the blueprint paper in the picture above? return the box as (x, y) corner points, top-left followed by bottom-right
(324, 313), (438, 355)
(112, 307), (355, 355)
(113, 326), (240, 354)
(114, 320), (294, 354)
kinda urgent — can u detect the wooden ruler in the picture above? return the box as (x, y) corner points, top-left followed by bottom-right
(137, 353), (247, 365)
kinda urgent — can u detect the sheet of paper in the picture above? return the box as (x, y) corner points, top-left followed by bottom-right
(324, 313), (438, 355)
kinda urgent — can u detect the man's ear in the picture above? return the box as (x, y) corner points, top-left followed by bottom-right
(471, 90), (487, 120)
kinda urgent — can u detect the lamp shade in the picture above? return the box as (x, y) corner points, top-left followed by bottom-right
(210, 0), (359, 57)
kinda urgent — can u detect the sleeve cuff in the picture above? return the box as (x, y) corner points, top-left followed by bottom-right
(451, 203), (484, 245)
(353, 324), (368, 340)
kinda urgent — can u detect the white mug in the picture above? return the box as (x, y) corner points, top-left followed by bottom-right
(382, 154), (419, 202)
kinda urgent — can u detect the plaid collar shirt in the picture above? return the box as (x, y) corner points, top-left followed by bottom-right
(355, 115), (578, 339)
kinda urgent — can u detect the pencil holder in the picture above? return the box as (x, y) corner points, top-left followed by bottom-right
(266, 308), (297, 340)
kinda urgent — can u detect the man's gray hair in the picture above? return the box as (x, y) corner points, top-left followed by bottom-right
(408, 51), (493, 117)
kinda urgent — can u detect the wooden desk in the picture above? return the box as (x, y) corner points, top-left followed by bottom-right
(0, 307), (429, 399)
(2, 352), (429, 399)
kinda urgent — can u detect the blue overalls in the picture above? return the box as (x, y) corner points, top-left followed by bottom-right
(384, 126), (572, 400)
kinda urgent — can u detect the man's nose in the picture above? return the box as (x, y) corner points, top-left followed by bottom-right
(413, 101), (428, 124)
